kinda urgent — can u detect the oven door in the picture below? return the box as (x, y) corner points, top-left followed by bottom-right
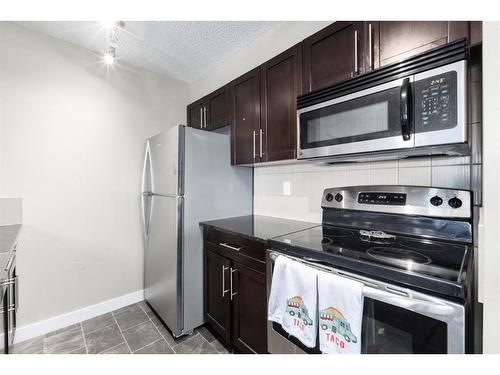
(266, 251), (465, 354)
(297, 76), (415, 159)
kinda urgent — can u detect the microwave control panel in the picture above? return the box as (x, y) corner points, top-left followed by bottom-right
(414, 70), (457, 132)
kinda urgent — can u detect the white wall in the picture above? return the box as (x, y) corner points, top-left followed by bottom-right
(0, 197), (23, 225)
(189, 21), (331, 101)
(481, 21), (500, 354)
(0, 22), (190, 327)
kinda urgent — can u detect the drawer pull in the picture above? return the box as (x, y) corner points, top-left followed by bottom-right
(219, 242), (242, 252)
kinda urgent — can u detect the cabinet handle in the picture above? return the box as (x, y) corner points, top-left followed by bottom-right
(222, 265), (230, 298)
(203, 107), (207, 129)
(368, 23), (373, 70)
(14, 275), (18, 312)
(230, 268), (238, 300)
(353, 29), (359, 76)
(200, 108), (203, 129)
(259, 129), (263, 158)
(252, 130), (256, 160)
(219, 242), (242, 252)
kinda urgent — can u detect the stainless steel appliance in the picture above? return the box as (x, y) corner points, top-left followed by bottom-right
(1, 246), (17, 354)
(267, 185), (473, 354)
(141, 125), (252, 337)
(297, 39), (469, 161)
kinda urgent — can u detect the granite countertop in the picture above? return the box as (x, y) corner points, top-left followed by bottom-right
(0, 224), (22, 281)
(200, 215), (319, 243)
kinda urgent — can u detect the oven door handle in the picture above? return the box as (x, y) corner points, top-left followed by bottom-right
(400, 77), (412, 141)
(364, 286), (456, 318)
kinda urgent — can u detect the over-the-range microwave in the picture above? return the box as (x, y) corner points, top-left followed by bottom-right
(297, 39), (469, 162)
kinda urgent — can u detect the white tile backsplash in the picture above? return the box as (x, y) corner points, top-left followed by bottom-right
(398, 166), (432, 186)
(346, 168), (370, 185)
(254, 157), (472, 223)
(431, 164), (471, 190)
(369, 167), (398, 185)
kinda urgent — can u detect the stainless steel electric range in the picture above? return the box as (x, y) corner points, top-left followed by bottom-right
(267, 185), (473, 354)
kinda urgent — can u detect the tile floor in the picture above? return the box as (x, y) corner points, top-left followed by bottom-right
(11, 301), (229, 354)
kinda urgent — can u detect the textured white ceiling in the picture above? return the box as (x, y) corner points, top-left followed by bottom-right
(16, 21), (279, 83)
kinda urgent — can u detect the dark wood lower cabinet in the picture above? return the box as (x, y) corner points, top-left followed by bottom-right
(203, 227), (268, 353)
(204, 250), (231, 343)
(231, 261), (267, 353)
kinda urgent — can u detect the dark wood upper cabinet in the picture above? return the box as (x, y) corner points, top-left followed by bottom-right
(371, 21), (471, 69)
(189, 21), (480, 165)
(187, 100), (205, 130)
(302, 21), (364, 93)
(231, 261), (267, 354)
(207, 85), (230, 130)
(231, 67), (261, 165)
(261, 44), (302, 162)
(204, 250), (231, 343)
(187, 85), (230, 131)
(470, 21), (482, 46)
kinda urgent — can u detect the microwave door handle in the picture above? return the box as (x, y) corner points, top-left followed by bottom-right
(400, 77), (412, 141)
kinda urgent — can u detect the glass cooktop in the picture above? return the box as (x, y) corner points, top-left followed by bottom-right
(270, 225), (469, 283)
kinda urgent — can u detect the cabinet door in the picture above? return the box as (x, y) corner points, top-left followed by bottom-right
(231, 261), (267, 354)
(204, 250), (231, 343)
(261, 44), (302, 162)
(231, 68), (261, 165)
(373, 21), (470, 69)
(302, 21), (364, 93)
(187, 101), (205, 130)
(207, 85), (230, 130)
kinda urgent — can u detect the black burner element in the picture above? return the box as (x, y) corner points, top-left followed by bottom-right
(367, 247), (432, 265)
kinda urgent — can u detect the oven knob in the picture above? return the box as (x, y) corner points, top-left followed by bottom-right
(430, 196), (443, 207)
(334, 193), (343, 202)
(448, 197), (463, 209)
(325, 193), (334, 202)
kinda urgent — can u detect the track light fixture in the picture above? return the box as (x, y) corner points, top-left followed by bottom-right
(102, 21), (124, 65)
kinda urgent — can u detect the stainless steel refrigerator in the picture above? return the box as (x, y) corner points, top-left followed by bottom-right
(141, 125), (252, 337)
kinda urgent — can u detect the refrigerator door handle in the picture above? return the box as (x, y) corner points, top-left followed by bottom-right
(140, 194), (150, 246)
(141, 143), (152, 245)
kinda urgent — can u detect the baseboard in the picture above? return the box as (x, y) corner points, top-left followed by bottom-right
(0, 289), (144, 349)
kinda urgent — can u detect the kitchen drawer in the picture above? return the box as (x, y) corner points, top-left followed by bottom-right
(206, 228), (267, 262)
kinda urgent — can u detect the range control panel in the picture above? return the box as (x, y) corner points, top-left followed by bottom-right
(357, 192), (406, 206)
(415, 70), (457, 132)
(322, 185), (471, 219)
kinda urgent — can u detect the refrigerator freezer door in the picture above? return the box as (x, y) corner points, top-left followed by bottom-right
(144, 194), (184, 337)
(148, 126), (184, 196)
